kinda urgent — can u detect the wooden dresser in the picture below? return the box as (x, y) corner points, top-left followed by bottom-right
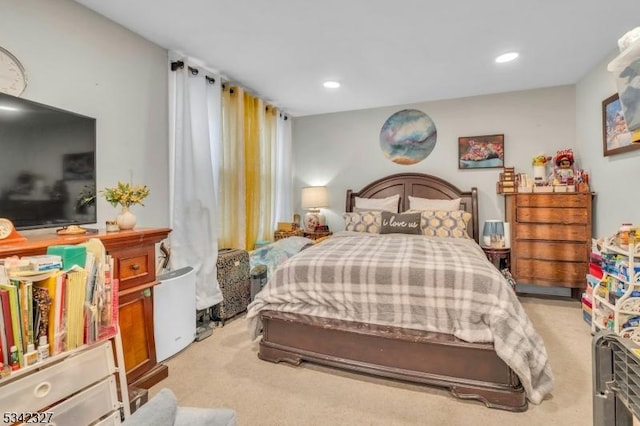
(505, 193), (592, 297)
(0, 227), (171, 390)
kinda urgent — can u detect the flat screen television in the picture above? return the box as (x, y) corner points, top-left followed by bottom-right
(0, 92), (97, 230)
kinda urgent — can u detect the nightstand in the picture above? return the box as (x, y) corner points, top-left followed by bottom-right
(304, 230), (333, 240)
(481, 246), (511, 272)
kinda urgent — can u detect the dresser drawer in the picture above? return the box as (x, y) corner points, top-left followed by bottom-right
(47, 376), (119, 426)
(515, 259), (587, 286)
(112, 246), (155, 290)
(515, 241), (588, 262)
(516, 193), (589, 208)
(515, 223), (588, 242)
(0, 341), (115, 414)
(516, 207), (588, 225)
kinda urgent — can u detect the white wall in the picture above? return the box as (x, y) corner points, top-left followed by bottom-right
(293, 86), (577, 233)
(0, 0), (169, 229)
(576, 51), (640, 238)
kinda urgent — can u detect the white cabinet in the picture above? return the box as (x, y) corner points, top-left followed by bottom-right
(0, 334), (130, 425)
(591, 236), (640, 341)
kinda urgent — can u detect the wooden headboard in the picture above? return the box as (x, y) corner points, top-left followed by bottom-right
(345, 173), (479, 243)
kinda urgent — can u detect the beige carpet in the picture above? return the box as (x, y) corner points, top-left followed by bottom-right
(149, 296), (592, 426)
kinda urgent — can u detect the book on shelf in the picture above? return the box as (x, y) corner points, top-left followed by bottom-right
(0, 289), (14, 359)
(0, 283), (24, 368)
(21, 255), (63, 272)
(0, 295), (6, 365)
(64, 268), (87, 351)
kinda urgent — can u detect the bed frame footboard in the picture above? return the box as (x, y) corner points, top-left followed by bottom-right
(258, 310), (527, 412)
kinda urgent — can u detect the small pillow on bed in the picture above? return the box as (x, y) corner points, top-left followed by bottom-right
(418, 210), (472, 239)
(408, 196), (461, 211)
(343, 211), (382, 233)
(380, 212), (422, 235)
(354, 194), (400, 213)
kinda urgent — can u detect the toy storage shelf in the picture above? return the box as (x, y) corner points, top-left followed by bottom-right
(591, 236), (640, 341)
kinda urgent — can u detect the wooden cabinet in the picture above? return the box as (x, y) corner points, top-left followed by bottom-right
(505, 193), (592, 297)
(0, 228), (170, 390)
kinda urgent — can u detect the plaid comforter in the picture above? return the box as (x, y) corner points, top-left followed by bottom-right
(246, 232), (554, 404)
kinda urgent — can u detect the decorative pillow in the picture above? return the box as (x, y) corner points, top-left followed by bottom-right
(380, 212), (422, 235)
(343, 211), (382, 233)
(408, 196), (461, 211)
(354, 194), (400, 213)
(418, 210), (472, 239)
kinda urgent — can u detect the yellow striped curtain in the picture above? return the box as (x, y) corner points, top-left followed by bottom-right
(218, 87), (279, 250)
(243, 92), (261, 249)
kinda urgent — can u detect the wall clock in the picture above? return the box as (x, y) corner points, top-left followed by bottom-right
(0, 46), (27, 96)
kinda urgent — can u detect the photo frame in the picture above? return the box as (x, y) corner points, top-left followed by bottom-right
(602, 93), (640, 157)
(63, 152), (95, 180)
(458, 134), (504, 169)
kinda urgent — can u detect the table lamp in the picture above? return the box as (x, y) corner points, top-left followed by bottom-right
(301, 186), (328, 232)
(482, 220), (505, 248)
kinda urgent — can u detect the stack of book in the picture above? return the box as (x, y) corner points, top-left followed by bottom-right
(0, 244), (118, 375)
(496, 167), (517, 194)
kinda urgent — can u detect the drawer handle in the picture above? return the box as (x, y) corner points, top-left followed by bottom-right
(130, 264), (141, 271)
(34, 381), (52, 398)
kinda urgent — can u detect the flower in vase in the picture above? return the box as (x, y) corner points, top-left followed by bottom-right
(531, 154), (552, 166)
(101, 181), (150, 209)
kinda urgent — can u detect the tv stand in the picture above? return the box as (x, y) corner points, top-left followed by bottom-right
(0, 227), (172, 391)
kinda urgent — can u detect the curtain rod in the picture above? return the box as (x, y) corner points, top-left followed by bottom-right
(171, 61), (288, 119)
(170, 61), (215, 84)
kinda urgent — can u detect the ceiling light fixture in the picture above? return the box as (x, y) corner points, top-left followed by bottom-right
(323, 81), (340, 89)
(495, 52), (519, 64)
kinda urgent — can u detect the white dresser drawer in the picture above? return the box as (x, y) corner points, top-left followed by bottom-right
(47, 376), (119, 426)
(0, 341), (115, 414)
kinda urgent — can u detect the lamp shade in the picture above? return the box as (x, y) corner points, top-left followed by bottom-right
(482, 220), (505, 247)
(301, 186), (328, 209)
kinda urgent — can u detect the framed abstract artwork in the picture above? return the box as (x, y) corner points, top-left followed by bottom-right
(379, 109), (437, 165)
(458, 134), (504, 169)
(602, 93), (640, 157)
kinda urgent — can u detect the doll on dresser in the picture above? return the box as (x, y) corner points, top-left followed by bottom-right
(553, 148), (576, 185)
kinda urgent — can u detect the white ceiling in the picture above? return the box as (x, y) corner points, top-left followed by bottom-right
(74, 0), (640, 117)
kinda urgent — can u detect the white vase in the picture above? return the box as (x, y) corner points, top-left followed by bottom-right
(116, 206), (136, 230)
(532, 165), (547, 184)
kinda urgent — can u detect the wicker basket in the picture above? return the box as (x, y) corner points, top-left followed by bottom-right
(274, 229), (304, 240)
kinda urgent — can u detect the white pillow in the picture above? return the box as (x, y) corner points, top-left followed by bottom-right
(354, 194), (400, 213)
(408, 196), (461, 211)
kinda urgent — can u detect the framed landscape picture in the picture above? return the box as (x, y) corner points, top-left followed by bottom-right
(602, 93), (640, 156)
(458, 134), (504, 169)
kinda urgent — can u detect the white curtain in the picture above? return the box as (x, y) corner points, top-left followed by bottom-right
(168, 55), (222, 310)
(274, 112), (293, 224)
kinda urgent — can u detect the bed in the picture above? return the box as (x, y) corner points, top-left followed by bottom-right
(246, 173), (553, 411)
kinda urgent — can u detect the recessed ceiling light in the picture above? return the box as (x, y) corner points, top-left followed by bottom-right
(495, 52), (519, 63)
(323, 81), (340, 89)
